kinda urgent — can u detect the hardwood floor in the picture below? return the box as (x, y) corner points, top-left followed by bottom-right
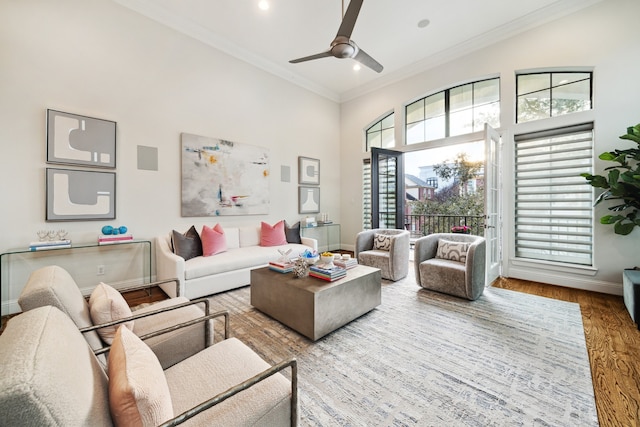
(492, 277), (640, 427)
(2, 276), (638, 425)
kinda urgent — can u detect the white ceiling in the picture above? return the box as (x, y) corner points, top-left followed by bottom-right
(113, 0), (602, 102)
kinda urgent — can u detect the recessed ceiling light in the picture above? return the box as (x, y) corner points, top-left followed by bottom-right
(417, 19), (430, 28)
(258, 0), (269, 11)
(353, 64), (361, 71)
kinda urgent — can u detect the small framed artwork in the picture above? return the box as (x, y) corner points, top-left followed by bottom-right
(46, 168), (116, 221)
(298, 156), (320, 185)
(299, 186), (320, 214)
(46, 109), (117, 168)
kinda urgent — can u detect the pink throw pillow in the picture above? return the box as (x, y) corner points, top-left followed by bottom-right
(201, 223), (227, 256)
(260, 220), (288, 246)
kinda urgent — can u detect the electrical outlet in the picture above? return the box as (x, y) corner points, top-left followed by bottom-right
(97, 265), (105, 276)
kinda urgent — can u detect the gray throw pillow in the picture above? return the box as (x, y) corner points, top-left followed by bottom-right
(171, 226), (203, 261)
(284, 221), (302, 244)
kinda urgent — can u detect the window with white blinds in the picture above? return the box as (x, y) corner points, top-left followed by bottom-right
(514, 123), (594, 265)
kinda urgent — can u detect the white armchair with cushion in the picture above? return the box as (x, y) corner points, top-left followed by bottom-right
(18, 265), (211, 369)
(0, 305), (298, 426)
(414, 233), (486, 300)
(355, 228), (410, 281)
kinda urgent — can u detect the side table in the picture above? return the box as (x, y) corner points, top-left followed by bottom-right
(623, 269), (640, 330)
(1, 240), (152, 327)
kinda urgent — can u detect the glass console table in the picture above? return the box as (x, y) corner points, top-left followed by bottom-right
(1, 240), (152, 323)
(301, 223), (341, 253)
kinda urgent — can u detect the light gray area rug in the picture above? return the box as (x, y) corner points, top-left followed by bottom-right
(206, 269), (598, 426)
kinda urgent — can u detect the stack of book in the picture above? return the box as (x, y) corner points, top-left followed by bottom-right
(29, 240), (72, 251)
(333, 258), (358, 269)
(98, 234), (134, 245)
(269, 260), (293, 273)
(309, 265), (347, 282)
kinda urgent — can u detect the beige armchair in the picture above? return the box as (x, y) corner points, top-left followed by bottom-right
(355, 228), (410, 281)
(0, 305), (298, 426)
(18, 265), (210, 369)
(414, 233), (486, 300)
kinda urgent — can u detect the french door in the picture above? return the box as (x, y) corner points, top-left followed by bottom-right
(484, 124), (502, 284)
(371, 147), (405, 229)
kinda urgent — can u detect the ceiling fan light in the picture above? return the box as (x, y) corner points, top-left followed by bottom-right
(332, 43), (356, 58)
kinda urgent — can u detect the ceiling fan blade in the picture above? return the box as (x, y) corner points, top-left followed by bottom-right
(289, 50), (333, 64)
(336, 0), (364, 39)
(354, 47), (383, 73)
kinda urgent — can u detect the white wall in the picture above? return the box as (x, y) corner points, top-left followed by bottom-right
(340, 0), (640, 294)
(0, 0), (340, 310)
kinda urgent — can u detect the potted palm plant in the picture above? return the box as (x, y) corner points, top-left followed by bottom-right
(582, 123), (640, 235)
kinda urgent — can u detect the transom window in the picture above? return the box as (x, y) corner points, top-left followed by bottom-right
(405, 78), (500, 144)
(366, 112), (394, 151)
(516, 71), (592, 123)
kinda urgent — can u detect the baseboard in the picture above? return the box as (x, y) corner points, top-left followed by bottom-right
(506, 266), (622, 296)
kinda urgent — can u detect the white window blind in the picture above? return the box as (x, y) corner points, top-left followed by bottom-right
(514, 123), (593, 265)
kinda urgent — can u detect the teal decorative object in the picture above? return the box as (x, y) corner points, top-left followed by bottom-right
(101, 225), (114, 235)
(119, 226), (128, 234)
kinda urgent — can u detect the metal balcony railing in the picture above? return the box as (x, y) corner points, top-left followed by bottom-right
(404, 214), (484, 238)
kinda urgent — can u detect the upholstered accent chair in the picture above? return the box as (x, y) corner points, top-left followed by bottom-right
(355, 228), (410, 281)
(0, 305), (298, 426)
(18, 265), (211, 369)
(414, 233), (486, 301)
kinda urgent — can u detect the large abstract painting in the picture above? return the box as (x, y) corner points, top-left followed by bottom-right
(181, 133), (270, 216)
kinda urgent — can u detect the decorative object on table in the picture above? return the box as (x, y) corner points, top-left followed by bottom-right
(269, 260), (294, 274)
(309, 264), (347, 282)
(277, 248), (293, 263)
(302, 217), (317, 228)
(298, 156), (320, 185)
(451, 225), (471, 234)
(299, 248), (319, 265)
(181, 133), (270, 217)
(98, 225), (132, 244)
(320, 252), (334, 268)
(318, 213), (332, 225)
(36, 230), (49, 241)
(56, 229), (68, 240)
(46, 109), (116, 168)
(29, 239), (72, 251)
(581, 122), (640, 235)
(292, 258), (310, 278)
(101, 225), (128, 235)
(299, 186), (320, 214)
(98, 234), (133, 245)
(334, 256), (358, 270)
(46, 168), (116, 221)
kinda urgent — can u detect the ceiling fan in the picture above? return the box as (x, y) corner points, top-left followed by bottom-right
(289, 0), (383, 73)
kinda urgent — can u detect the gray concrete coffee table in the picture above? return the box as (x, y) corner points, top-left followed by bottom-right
(250, 265), (381, 341)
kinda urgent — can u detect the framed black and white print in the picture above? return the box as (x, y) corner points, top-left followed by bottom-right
(46, 109), (116, 168)
(298, 156), (320, 185)
(46, 168), (116, 221)
(299, 186), (320, 214)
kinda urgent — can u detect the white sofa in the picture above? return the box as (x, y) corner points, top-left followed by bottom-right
(156, 225), (317, 299)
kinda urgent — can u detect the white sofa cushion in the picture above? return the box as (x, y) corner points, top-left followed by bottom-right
(184, 243), (311, 281)
(239, 226), (261, 247)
